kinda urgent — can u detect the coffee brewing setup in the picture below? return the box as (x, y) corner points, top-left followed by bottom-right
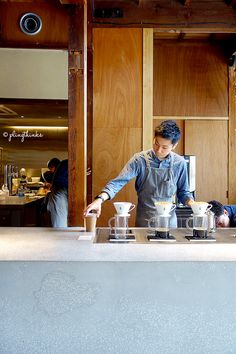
(147, 201), (176, 241)
(108, 202), (136, 241)
(185, 202), (216, 241)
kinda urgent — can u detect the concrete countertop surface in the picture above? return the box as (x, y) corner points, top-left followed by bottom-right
(1, 227), (236, 262)
(0, 195), (44, 206)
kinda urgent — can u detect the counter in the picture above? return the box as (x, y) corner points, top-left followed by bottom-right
(0, 195), (44, 226)
(1, 227), (236, 353)
(1, 226), (236, 261)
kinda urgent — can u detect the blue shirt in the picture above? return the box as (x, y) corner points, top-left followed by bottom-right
(52, 159), (68, 190)
(102, 150), (193, 205)
(224, 205), (236, 227)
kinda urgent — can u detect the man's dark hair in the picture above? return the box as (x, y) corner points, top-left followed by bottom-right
(47, 157), (61, 170)
(42, 170), (54, 184)
(208, 200), (224, 217)
(154, 120), (181, 144)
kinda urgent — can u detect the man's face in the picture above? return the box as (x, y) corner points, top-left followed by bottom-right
(153, 136), (177, 160)
(216, 211), (230, 227)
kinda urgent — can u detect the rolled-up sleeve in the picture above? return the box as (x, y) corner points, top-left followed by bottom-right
(102, 154), (141, 200)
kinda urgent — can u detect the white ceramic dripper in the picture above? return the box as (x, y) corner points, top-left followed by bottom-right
(113, 202), (135, 215)
(155, 201), (176, 215)
(190, 202), (212, 215)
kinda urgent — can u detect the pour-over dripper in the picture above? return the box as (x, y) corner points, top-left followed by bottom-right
(113, 202), (135, 215)
(190, 202), (212, 215)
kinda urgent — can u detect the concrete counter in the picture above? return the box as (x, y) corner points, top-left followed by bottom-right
(1, 227), (236, 353)
(1, 227), (236, 261)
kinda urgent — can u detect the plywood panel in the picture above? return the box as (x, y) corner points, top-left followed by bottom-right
(93, 28), (142, 129)
(143, 28), (153, 150)
(93, 28), (142, 226)
(93, 128), (141, 226)
(185, 120), (228, 203)
(228, 66), (236, 203)
(0, 2), (68, 48)
(153, 41), (228, 117)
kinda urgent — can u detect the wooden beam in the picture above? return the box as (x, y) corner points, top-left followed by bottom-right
(59, 0), (85, 4)
(91, 1), (236, 30)
(86, 0), (93, 204)
(143, 28), (153, 149)
(154, 116), (229, 120)
(228, 63), (236, 202)
(68, 4), (87, 226)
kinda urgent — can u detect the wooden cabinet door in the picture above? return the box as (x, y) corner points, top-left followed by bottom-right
(185, 120), (228, 204)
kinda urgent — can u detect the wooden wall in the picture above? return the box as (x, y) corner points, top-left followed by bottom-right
(93, 28), (142, 226)
(0, 1), (68, 48)
(152, 39), (229, 204)
(153, 40), (228, 117)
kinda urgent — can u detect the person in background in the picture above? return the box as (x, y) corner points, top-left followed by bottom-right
(47, 159), (68, 227)
(39, 170), (54, 226)
(47, 157), (61, 172)
(83, 120), (194, 227)
(208, 200), (236, 227)
(38, 170), (54, 196)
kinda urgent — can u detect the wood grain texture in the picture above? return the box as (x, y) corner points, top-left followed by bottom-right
(185, 120), (228, 204)
(91, 1), (236, 30)
(68, 5), (87, 226)
(93, 28), (142, 226)
(93, 28), (142, 129)
(153, 40), (228, 117)
(0, 2), (68, 48)
(228, 66), (236, 203)
(143, 28), (153, 150)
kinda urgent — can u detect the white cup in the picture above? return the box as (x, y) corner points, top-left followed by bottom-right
(191, 202), (212, 215)
(113, 202), (135, 215)
(154, 201), (176, 215)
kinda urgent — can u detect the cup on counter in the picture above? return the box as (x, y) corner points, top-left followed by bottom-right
(85, 212), (97, 232)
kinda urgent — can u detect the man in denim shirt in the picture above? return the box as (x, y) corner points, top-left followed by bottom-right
(84, 120), (194, 227)
(208, 200), (236, 227)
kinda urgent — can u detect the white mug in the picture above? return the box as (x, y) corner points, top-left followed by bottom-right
(113, 202), (135, 215)
(191, 202), (212, 215)
(154, 201), (176, 215)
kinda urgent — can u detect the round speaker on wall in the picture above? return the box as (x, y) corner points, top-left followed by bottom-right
(19, 13), (42, 36)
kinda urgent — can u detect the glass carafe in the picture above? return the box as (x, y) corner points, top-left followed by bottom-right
(108, 214), (130, 239)
(148, 214), (171, 239)
(186, 213), (208, 238)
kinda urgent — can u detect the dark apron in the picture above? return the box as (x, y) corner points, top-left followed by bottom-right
(136, 152), (177, 227)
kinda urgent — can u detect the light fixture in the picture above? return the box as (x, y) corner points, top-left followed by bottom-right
(19, 13), (42, 36)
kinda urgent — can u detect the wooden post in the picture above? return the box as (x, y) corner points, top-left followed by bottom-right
(68, 3), (87, 226)
(229, 62), (236, 203)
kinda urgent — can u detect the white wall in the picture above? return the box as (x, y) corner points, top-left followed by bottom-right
(0, 48), (68, 99)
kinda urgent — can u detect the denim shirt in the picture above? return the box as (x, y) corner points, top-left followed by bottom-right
(102, 149), (193, 205)
(224, 205), (236, 227)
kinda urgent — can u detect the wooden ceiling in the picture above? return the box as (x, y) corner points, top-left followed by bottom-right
(0, 0), (235, 31)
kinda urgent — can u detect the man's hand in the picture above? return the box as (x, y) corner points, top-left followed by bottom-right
(83, 199), (103, 218)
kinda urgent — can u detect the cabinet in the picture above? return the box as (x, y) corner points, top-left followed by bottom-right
(0, 196), (44, 226)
